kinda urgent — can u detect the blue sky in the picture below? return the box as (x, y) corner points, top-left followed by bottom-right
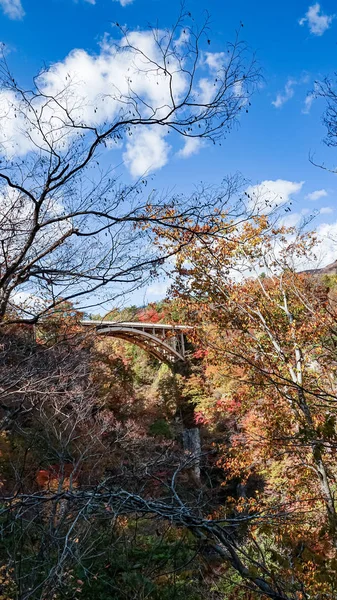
(1, 0), (337, 306)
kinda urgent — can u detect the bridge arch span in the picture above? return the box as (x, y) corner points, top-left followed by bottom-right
(81, 321), (191, 364)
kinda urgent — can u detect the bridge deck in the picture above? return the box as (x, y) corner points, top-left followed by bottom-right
(82, 321), (191, 330)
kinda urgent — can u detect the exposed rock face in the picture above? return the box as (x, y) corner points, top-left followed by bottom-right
(183, 427), (202, 483)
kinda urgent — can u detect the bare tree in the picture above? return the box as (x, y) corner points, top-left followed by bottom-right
(0, 321), (191, 598)
(315, 76), (337, 150)
(0, 11), (260, 324)
(1, 468), (297, 599)
(307, 75), (337, 176)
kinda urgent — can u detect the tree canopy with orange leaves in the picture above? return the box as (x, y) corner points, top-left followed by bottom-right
(165, 214), (337, 597)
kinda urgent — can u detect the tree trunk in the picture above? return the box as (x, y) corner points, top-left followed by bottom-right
(298, 388), (337, 540)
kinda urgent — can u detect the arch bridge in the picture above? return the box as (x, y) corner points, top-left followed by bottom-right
(81, 321), (192, 364)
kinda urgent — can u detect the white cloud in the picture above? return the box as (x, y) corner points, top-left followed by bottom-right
(302, 82), (320, 114)
(0, 30), (223, 176)
(204, 52), (226, 71)
(305, 188), (328, 201)
(281, 212), (302, 227)
(0, 184), (71, 304)
(197, 77), (214, 105)
(299, 3), (334, 36)
(197, 54), (245, 111)
(39, 30), (187, 125)
(176, 137), (203, 159)
(175, 28), (190, 48)
(246, 179), (304, 212)
(314, 219), (337, 265)
(320, 206), (334, 214)
(302, 92), (315, 114)
(0, 91), (34, 156)
(272, 79), (297, 108)
(281, 206), (320, 228)
(0, 31), (184, 164)
(146, 281), (169, 298)
(0, 0), (24, 19)
(10, 290), (47, 313)
(272, 74), (309, 109)
(113, 0), (134, 5)
(123, 128), (170, 176)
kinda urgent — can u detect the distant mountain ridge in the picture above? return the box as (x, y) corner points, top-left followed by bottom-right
(301, 259), (337, 276)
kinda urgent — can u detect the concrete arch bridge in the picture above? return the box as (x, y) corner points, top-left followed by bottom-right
(81, 320), (192, 364)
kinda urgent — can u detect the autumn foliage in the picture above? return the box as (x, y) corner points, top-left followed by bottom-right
(165, 215), (337, 597)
